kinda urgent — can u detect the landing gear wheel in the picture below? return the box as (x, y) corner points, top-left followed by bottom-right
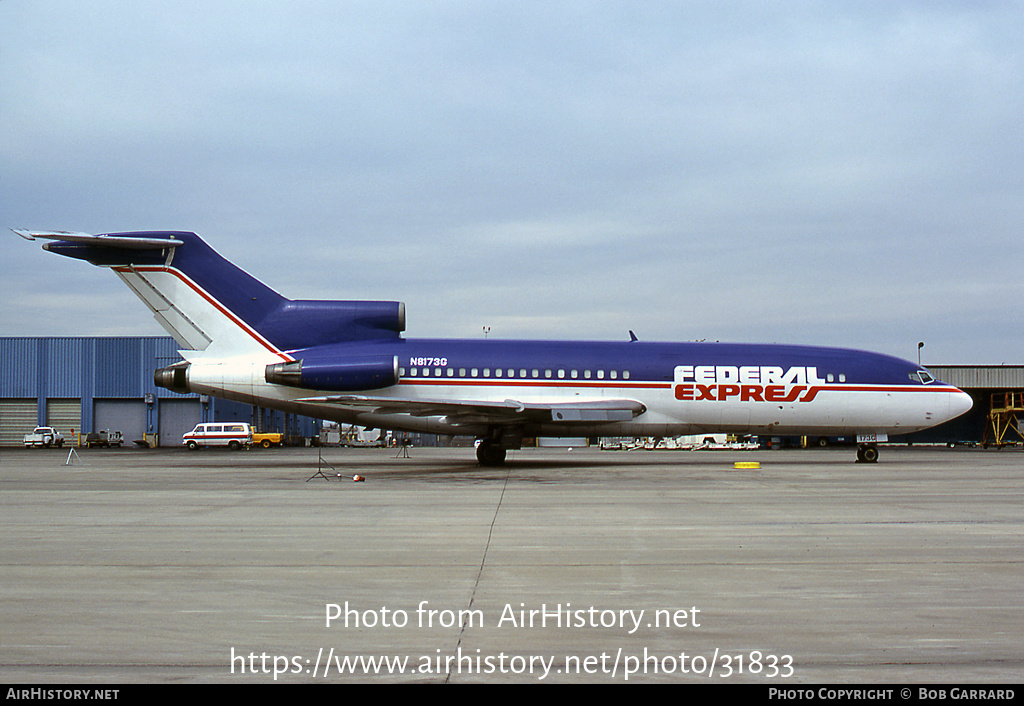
(856, 445), (879, 463)
(476, 439), (507, 467)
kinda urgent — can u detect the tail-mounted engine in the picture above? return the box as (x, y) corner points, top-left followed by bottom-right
(154, 361), (191, 394)
(266, 355), (399, 392)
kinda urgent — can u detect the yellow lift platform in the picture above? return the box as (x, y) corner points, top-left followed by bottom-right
(983, 392), (1024, 448)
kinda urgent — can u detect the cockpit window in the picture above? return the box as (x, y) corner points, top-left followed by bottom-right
(909, 369), (934, 384)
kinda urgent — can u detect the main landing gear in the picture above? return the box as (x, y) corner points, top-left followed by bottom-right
(856, 444), (879, 463)
(475, 438), (507, 467)
(476, 427), (521, 467)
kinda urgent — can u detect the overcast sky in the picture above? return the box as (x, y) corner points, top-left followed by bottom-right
(3, 2), (1022, 364)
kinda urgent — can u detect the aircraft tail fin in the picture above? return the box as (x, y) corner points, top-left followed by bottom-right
(16, 230), (405, 358)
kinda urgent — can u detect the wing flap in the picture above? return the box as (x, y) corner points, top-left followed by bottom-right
(298, 394), (646, 426)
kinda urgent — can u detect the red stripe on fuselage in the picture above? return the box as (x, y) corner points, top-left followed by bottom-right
(401, 378), (670, 390)
(797, 384), (959, 403)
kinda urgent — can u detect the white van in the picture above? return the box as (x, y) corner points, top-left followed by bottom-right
(183, 422), (252, 450)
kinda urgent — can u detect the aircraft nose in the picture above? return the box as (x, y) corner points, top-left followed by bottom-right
(949, 388), (974, 420)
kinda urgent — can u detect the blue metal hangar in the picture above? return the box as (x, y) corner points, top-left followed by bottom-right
(0, 336), (319, 447)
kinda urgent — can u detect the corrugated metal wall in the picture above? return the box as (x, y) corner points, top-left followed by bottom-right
(929, 366), (1024, 390)
(0, 337), (191, 401)
(44, 338), (85, 398)
(94, 338), (142, 397)
(0, 339), (38, 398)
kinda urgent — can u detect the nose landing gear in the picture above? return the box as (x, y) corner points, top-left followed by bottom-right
(856, 444), (879, 463)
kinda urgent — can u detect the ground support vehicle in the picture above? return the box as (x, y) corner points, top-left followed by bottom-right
(183, 423), (252, 450)
(252, 432), (284, 448)
(86, 430), (124, 448)
(23, 427), (65, 448)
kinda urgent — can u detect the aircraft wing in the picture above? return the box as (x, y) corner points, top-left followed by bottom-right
(298, 394), (647, 426)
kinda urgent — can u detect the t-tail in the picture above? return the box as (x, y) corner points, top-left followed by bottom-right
(13, 230), (405, 362)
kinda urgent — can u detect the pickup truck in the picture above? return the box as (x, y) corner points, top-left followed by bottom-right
(252, 432), (284, 448)
(24, 427), (66, 448)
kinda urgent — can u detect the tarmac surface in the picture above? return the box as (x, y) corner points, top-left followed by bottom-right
(1, 444), (1021, 684)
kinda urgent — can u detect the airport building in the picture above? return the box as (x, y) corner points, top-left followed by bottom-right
(0, 337), (318, 447)
(1, 336), (1021, 448)
(919, 365), (1024, 446)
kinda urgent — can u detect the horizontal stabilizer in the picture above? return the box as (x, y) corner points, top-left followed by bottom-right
(14, 230), (184, 249)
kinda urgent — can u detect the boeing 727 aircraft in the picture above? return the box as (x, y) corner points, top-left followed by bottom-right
(16, 230), (973, 465)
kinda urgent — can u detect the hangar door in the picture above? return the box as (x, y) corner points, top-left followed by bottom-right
(46, 399), (82, 440)
(157, 399), (201, 447)
(0, 400), (37, 446)
(94, 400), (148, 445)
